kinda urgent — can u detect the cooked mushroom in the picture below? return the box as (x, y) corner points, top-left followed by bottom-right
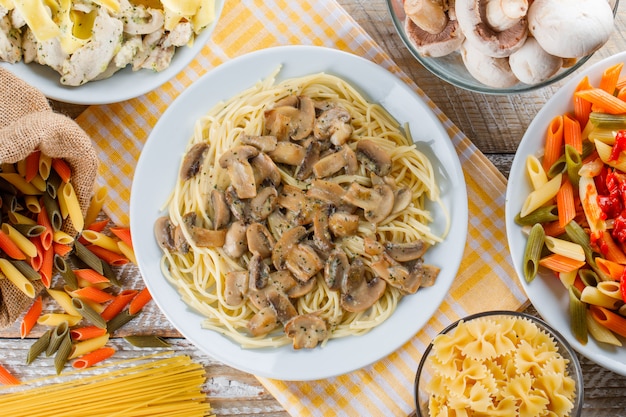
(313, 208), (334, 252)
(264, 96), (316, 141)
(121, 2), (165, 35)
(277, 184), (307, 213)
(288, 276), (317, 298)
(267, 210), (291, 241)
(246, 222), (275, 259)
(268, 270), (298, 294)
(455, 0), (528, 58)
(224, 270), (249, 306)
(209, 189), (230, 230)
(284, 314), (328, 349)
(460, 40), (519, 88)
(314, 107), (353, 146)
(295, 140), (321, 180)
(284, 243), (325, 282)
(219, 145), (259, 199)
(370, 252), (421, 294)
(180, 142), (209, 180)
(363, 236), (385, 256)
(272, 225), (308, 270)
(306, 179), (346, 208)
(404, 0), (448, 34)
(404, 13), (465, 58)
(328, 211), (360, 237)
(341, 182), (395, 224)
(223, 220), (248, 258)
(392, 187), (412, 214)
(247, 306), (279, 336)
(266, 289), (298, 324)
(251, 153), (282, 187)
(313, 146), (358, 178)
(154, 216), (176, 251)
(407, 258), (441, 287)
(356, 140), (392, 177)
(267, 142), (306, 166)
(324, 249), (350, 291)
(508, 37), (563, 85)
(249, 254), (271, 291)
(189, 226), (227, 247)
(340, 258), (387, 313)
(528, 0), (614, 58)
(248, 186), (278, 222)
(385, 240), (429, 262)
(240, 134), (278, 153)
(224, 185), (246, 221)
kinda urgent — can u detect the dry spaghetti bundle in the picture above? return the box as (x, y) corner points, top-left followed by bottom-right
(0, 354), (213, 417)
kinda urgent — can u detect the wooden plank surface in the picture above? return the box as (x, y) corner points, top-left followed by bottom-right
(3, 1), (626, 416)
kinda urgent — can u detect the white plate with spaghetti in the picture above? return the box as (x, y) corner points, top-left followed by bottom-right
(0, 0), (224, 105)
(506, 51), (626, 377)
(131, 45), (468, 381)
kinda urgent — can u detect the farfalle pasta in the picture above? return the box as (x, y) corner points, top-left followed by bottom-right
(423, 315), (576, 417)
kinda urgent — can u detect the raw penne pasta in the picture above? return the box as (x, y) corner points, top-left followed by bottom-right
(587, 310), (622, 346)
(84, 186), (107, 228)
(599, 62), (623, 94)
(523, 224), (545, 283)
(23, 195), (41, 213)
(81, 230), (123, 254)
(589, 305), (626, 337)
(24, 151), (40, 182)
(29, 174), (47, 193)
(594, 257), (624, 280)
(53, 242), (73, 257)
(563, 114), (582, 154)
(117, 240), (137, 264)
(544, 236), (585, 261)
(581, 286), (623, 309)
(36, 208), (54, 250)
(71, 298), (107, 329)
(128, 287), (152, 315)
(0, 258), (35, 298)
(46, 321), (70, 357)
(520, 173), (562, 217)
(100, 289), (138, 321)
(0, 363), (20, 386)
(69, 333), (110, 359)
(106, 310), (137, 334)
(556, 178), (576, 228)
(73, 240), (104, 274)
(123, 335), (170, 348)
(54, 334), (72, 374)
(10, 259), (39, 281)
(20, 296), (42, 338)
(70, 326), (107, 341)
(0, 173), (41, 195)
(575, 88), (626, 114)
(539, 253), (586, 273)
(72, 347), (116, 369)
(51, 158), (72, 183)
(7, 211), (36, 225)
(58, 182), (84, 232)
(569, 286), (588, 345)
(543, 115), (564, 172)
(45, 170), (63, 200)
(596, 281), (623, 300)
(54, 254), (78, 290)
(38, 153), (52, 181)
(72, 286), (115, 304)
(86, 244), (129, 266)
(574, 76), (593, 126)
(1, 223), (37, 258)
(37, 313), (82, 327)
(12, 223), (46, 238)
(26, 330), (51, 364)
(0, 230), (26, 260)
(73, 269), (110, 285)
(42, 194), (63, 231)
(38, 244), (54, 288)
(47, 288), (81, 316)
(110, 226), (132, 248)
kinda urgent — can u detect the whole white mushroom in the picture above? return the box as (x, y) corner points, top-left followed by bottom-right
(528, 0), (614, 58)
(509, 37), (563, 85)
(460, 39), (519, 88)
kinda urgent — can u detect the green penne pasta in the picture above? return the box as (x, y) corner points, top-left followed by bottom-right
(71, 298), (106, 329)
(1, 193), (19, 212)
(10, 259), (41, 281)
(123, 335), (171, 348)
(569, 285), (588, 345)
(26, 330), (51, 364)
(54, 254), (78, 290)
(107, 310), (138, 334)
(101, 260), (120, 287)
(515, 205), (558, 226)
(523, 223), (545, 283)
(578, 269), (599, 287)
(54, 333), (72, 375)
(589, 111), (626, 129)
(565, 221), (610, 280)
(12, 223), (46, 237)
(565, 144), (582, 187)
(46, 321), (70, 357)
(582, 139), (596, 159)
(42, 193), (63, 231)
(73, 240), (104, 274)
(45, 170), (62, 200)
(547, 154), (567, 178)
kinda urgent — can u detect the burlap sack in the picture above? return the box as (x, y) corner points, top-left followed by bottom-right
(0, 67), (98, 328)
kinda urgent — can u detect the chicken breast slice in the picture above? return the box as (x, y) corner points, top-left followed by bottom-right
(0, 13), (22, 63)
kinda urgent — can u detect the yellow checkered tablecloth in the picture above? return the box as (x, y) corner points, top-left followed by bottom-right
(76, 1), (528, 415)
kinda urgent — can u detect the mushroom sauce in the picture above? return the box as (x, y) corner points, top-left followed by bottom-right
(155, 71), (447, 349)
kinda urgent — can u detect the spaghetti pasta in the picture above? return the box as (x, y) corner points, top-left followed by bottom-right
(157, 71), (446, 349)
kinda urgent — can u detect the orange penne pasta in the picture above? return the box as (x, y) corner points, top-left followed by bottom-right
(575, 88), (626, 114)
(543, 115), (564, 172)
(556, 178), (576, 228)
(617, 86), (626, 102)
(39, 244), (54, 288)
(574, 76), (593, 127)
(594, 257), (625, 280)
(24, 151), (40, 182)
(70, 325), (107, 341)
(29, 237), (44, 272)
(599, 231), (626, 264)
(110, 226), (133, 248)
(100, 289), (137, 321)
(72, 347), (115, 369)
(86, 244), (129, 266)
(85, 219), (109, 233)
(563, 114), (582, 154)
(51, 158), (72, 183)
(589, 305), (626, 337)
(0, 363), (20, 385)
(128, 287), (152, 315)
(36, 206), (53, 250)
(0, 229), (26, 260)
(538, 253), (586, 273)
(542, 220), (566, 238)
(72, 286), (115, 304)
(72, 268), (110, 285)
(599, 62), (623, 94)
(20, 296), (42, 338)
(53, 242), (73, 257)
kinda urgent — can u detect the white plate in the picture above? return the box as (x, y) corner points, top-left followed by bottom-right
(131, 45), (468, 381)
(0, 0), (224, 105)
(506, 51), (626, 377)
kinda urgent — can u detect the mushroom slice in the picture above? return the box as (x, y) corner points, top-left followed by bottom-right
(356, 140), (392, 177)
(392, 187), (412, 214)
(288, 276), (317, 298)
(306, 179), (346, 207)
(404, 0), (448, 35)
(210, 189), (230, 230)
(272, 225), (308, 270)
(341, 183), (395, 224)
(224, 185), (246, 221)
(246, 222), (276, 259)
(264, 96), (315, 141)
(251, 153), (282, 187)
(266, 289), (298, 325)
(240, 134), (278, 153)
(455, 0), (528, 58)
(277, 184), (308, 214)
(385, 240), (429, 262)
(340, 258), (387, 313)
(313, 208), (334, 252)
(363, 237), (385, 256)
(223, 220), (248, 258)
(285, 243), (325, 282)
(407, 259), (441, 287)
(224, 270), (249, 306)
(314, 107), (353, 146)
(180, 142), (209, 180)
(313, 146), (358, 178)
(284, 314), (328, 349)
(295, 140), (321, 181)
(248, 186), (278, 222)
(190, 226), (226, 248)
(154, 216), (176, 252)
(267, 210), (291, 241)
(269, 270), (298, 294)
(219, 145), (259, 199)
(249, 254), (271, 291)
(370, 253), (420, 294)
(328, 211), (360, 237)
(267, 142), (306, 166)
(247, 307), (279, 337)
(324, 249), (350, 291)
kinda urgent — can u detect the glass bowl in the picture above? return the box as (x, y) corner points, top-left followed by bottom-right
(414, 310), (584, 417)
(386, 0), (619, 94)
